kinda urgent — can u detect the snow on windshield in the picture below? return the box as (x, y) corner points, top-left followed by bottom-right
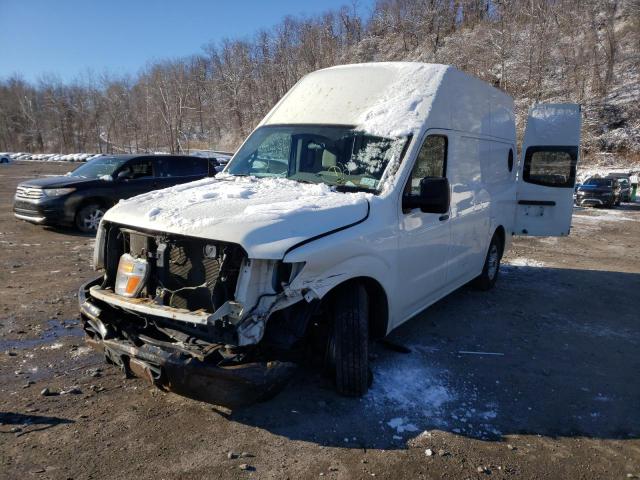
(226, 125), (407, 191)
(346, 139), (404, 176)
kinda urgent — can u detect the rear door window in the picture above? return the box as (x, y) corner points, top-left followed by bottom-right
(121, 158), (154, 179)
(163, 157), (209, 177)
(523, 146), (578, 188)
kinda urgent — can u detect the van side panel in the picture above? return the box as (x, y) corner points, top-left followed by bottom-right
(487, 141), (517, 250)
(444, 135), (516, 289)
(446, 134), (489, 285)
(387, 67), (517, 333)
(430, 69), (515, 142)
(424, 68), (516, 277)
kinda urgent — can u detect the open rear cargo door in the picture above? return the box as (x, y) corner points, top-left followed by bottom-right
(515, 103), (581, 236)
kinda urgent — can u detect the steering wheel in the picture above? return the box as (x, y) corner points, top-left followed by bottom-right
(326, 165), (343, 176)
(325, 165), (347, 184)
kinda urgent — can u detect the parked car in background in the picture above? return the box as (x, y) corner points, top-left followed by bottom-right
(14, 154), (218, 232)
(573, 182), (581, 202)
(0, 153), (11, 163)
(190, 151), (234, 173)
(607, 175), (631, 202)
(575, 177), (621, 208)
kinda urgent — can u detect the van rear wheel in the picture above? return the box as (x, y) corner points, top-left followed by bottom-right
(329, 284), (369, 397)
(473, 234), (503, 291)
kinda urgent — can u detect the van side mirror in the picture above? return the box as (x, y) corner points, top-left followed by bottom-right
(402, 177), (450, 214)
(117, 170), (131, 180)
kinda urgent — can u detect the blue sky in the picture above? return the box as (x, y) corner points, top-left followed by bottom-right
(0, 0), (373, 84)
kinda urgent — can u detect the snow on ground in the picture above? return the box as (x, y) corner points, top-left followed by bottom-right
(368, 348), (452, 413)
(573, 207), (635, 223)
(504, 257), (545, 268)
(364, 343), (504, 440)
(366, 346), (454, 436)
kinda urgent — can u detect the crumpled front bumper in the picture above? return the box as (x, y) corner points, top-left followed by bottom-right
(78, 276), (296, 408)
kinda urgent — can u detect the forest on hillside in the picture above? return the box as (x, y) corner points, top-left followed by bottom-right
(1, 0), (638, 163)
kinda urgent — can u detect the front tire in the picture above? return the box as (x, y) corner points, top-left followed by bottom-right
(473, 233), (503, 291)
(75, 203), (105, 233)
(330, 284), (369, 397)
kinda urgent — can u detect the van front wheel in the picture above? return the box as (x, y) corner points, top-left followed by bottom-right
(473, 234), (503, 291)
(330, 284), (369, 397)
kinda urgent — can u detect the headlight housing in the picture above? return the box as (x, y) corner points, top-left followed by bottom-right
(43, 187), (76, 197)
(115, 254), (148, 298)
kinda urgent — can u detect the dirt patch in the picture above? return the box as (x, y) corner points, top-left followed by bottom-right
(1, 161), (639, 479)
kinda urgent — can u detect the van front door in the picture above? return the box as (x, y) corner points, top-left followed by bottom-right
(515, 104), (581, 236)
(397, 133), (451, 322)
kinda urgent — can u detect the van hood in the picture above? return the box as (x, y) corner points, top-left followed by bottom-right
(103, 176), (371, 259)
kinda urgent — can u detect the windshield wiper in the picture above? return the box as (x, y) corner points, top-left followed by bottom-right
(333, 184), (377, 194)
(219, 173), (249, 180)
(291, 178), (316, 185)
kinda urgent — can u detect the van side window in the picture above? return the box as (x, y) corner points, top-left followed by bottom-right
(523, 146), (577, 188)
(407, 135), (447, 195)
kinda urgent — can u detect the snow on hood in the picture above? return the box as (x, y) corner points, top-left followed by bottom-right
(104, 176), (371, 259)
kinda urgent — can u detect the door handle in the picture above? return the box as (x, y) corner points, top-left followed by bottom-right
(518, 200), (556, 206)
(439, 214), (449, 221)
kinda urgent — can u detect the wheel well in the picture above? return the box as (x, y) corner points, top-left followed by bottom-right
(324, 277), (389, 340)
(76, 197), (112, 215)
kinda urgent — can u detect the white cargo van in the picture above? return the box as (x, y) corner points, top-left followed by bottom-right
(80, 63), (580, 404)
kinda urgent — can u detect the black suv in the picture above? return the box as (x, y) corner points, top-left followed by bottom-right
(14, 154), (218, 232)
(575, 176), (621, 208)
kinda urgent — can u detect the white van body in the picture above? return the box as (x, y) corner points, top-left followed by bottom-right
(85, 63), (580, 400)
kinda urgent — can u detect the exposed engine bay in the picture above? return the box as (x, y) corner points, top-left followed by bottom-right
(79, 222), (322, 406)
(104, 225), (245, 313)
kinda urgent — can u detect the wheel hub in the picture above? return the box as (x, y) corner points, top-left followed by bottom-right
(83, 208), (104, 231)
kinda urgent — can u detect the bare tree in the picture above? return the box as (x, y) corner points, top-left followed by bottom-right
(0, 0), (636, 157)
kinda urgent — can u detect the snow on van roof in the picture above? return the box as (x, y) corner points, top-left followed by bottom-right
(351, 63), (449, 137)
(262, 62), (450, 138)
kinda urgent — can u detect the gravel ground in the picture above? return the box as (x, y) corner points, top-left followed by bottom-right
(1, 161), (639, 479)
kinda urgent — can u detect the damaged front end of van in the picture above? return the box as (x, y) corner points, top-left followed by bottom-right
(78, 197), (367, 407)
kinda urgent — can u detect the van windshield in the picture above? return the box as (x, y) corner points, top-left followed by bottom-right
(69, 156), (127, 179)
(225, 125), (407, 191)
